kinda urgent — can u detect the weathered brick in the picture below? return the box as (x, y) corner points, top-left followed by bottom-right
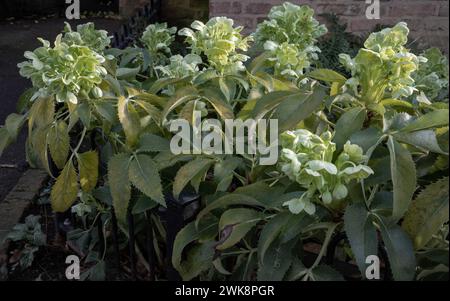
(245, 3), (273, 15)
(389, 2), (439, 17)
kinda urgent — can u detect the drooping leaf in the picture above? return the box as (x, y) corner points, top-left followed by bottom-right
(51, 161), (79, 212)
(344, 203), (378, 278)
(402, 177), (449, 249)
(118, 96), (141, 147)
(47, 121), (70, 169)
(78, 151), (99, 192)
(129, 154), (165, 206)
(29, 96), (54, 130)
(173, 158), (214, 199)
(387, 136), (417, 220)
(108, 153), (131, 222)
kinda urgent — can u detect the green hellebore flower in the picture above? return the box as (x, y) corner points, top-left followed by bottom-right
(283, 195), (316, 215)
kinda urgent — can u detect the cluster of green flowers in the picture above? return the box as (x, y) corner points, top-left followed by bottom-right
(62, 22), (111, 53)
(263, 41), (315, 78)
(141, 23), (177, 66)
(254, 2), (327, 78)
(279, 130), (374, 215)
(179, 17), (253, 75)
(18, 34), (107, 104)
(413, 48), (449, 102)
(339, 22), (425, 103)
(155, 54), (202, 79)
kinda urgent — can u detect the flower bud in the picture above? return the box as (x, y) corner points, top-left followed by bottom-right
(322, 190), (333, 204)
(333, 184), (348, 200)
(92, 86), (103, 98)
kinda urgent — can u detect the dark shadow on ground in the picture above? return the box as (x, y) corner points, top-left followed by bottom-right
(0, 17), (123, 202)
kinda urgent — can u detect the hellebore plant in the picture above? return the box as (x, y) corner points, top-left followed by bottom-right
(0, 2), (448, 282)
(179, 17), (253, 75)
(339, 22), (425, 105)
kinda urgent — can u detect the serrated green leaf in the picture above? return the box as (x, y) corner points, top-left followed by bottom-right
(129, 154), (165, 206)
(393, 130), (448, 155)
(173, 158), (214, 199)
(387, 136), (417, 220)
(77, 102), (91, 129)
(51, 161), (79, 212)
(402, 177), (449, 249)
(137, 133), (170, 153)
(94, 101), (116, 124)
(400, 109), (449, 133)
(376, 215), (416, 281)
(108, 153), (131, 222)
(48, 121), (70, 169)
(344, 203), (378, 278)
(78, 151), (99, 192)
(333, 107), (366, 150)
(217, 208), (262, 250)
(118, 96), (141, 147)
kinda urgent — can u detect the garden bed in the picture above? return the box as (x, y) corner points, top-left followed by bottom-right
(0, 2), (448, 282)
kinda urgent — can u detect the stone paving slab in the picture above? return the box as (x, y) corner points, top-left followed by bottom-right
(0, 169), (48, 244)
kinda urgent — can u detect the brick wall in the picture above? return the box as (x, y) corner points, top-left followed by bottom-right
(119, 0), (209, 27)
(209, 0), (449, 54)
